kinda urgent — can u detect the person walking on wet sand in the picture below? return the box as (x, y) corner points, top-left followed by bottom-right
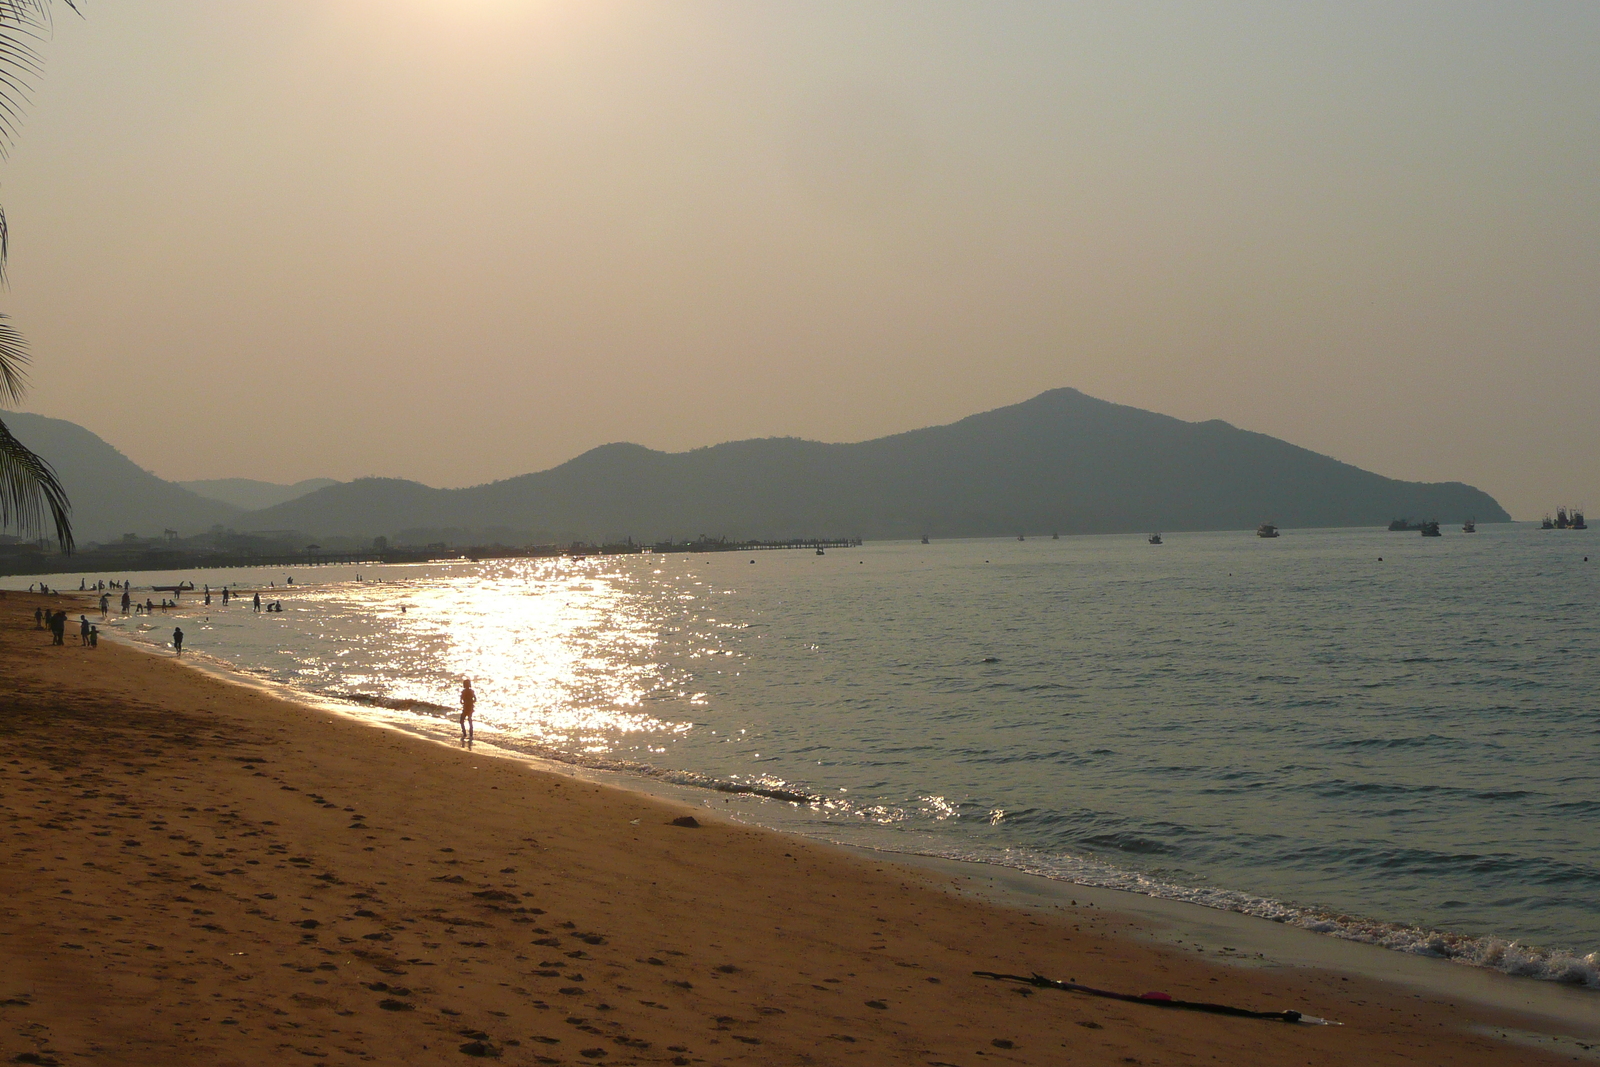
(460, 679), (476, 742)
(173, 626), (184, 655)
(79, 615), (90, 646)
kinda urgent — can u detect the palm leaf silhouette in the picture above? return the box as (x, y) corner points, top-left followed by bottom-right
(0, 0), (78, 552)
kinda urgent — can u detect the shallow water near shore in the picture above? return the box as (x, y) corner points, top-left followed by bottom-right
(16, 523), (1600, 988)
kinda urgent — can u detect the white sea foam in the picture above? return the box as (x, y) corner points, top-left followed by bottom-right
(962, 845), (1600, 990)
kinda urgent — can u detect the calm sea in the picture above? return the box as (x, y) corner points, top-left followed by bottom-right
(16, 524), (1599, 987)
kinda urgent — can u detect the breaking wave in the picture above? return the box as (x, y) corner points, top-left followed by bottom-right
(950, 844), (1600, 990)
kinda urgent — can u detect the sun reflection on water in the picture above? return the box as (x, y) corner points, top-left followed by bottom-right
(207, 558), (694, 755)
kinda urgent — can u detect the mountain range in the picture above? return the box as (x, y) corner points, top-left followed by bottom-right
(4, 389), (1509, 546)
(3, 412), (244, 543)
(178, 477), (342, 511)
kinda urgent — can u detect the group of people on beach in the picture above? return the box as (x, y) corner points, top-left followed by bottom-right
(28, 572), (282, 661)
(35, 607), (98, 647)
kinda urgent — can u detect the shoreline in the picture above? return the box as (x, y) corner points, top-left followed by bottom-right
(2, 592), (1594, 1064)
(81, 592), (1600, 1025)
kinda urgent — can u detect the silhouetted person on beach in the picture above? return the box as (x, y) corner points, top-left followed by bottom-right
(121, 591), (130, 614)
(50, 610), (65, 645)
(99, 593), (109, 616)
(89, 626), (98, 648)
(33, 607), (42, 629)
(460, 679), (476, 742)
(253, 592), (262, 612)
(173, 627), (184, 655)
(79, 615), (90, 646)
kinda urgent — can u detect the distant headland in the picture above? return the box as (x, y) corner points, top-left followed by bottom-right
(2, 389), (1509, 561)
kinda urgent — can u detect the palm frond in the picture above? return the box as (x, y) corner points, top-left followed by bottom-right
(0, 412), (71, 551)
(0, 4), (48, 159)
(0, 0), (76, 552)
(0, 0), (77, 278)
(0, 312), (27, 404)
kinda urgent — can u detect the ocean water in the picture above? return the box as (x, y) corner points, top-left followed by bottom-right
(17, 524), (1600, 987)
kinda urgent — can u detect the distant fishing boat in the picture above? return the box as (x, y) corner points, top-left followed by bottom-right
(920, 534), (930, 545)
(815, 547), (825, 555)
(1256, 523), (1279, 538)
(1541, 506), (1586, 530)
(1388, 518), (1425, 532)
(1017, 534), (1025, 541)
(1052, 532), (1059, 540)
(1419, 520), (1441, 537)
(1462, 518), (1476, 533)
(1148, 533), (1163, 545)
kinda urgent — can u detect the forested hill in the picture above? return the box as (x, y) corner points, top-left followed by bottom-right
(5, 412), (240, 544)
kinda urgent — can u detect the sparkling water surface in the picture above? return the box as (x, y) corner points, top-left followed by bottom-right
(19, 524), (1599, 984)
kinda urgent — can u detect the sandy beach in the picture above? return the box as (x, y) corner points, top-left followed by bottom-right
(0, 592), (1589, 1066)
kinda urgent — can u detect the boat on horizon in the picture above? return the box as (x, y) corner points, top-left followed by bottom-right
(1542, 514), (1555, 530)
(1256, 523), (1279, 538)
(1573, 507), (1588, 530)
(920, 534), (930, 544)
(1462, 518), (1476, 533)
(1148, 533), (1163, 545)
(1388, 518), (1426, 532)
(1420, 520), (1442, 537)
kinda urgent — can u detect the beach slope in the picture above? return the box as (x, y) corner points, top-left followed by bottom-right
(0, 594), (1571, 1065)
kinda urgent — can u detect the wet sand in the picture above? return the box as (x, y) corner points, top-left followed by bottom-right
(0, 592), (1588, 1066)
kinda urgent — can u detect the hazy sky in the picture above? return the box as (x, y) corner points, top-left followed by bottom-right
(3, 1), (1596, 518)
